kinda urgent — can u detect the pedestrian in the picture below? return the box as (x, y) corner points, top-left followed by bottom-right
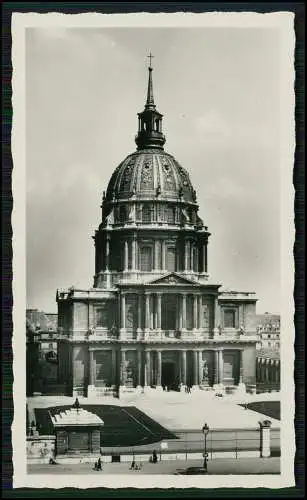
(97, 457), (102, 470)
(73, 398), (80, 411)
(130, 458), (136, 470)
(93, 461), (98, 471)
(152, 450), (157, 464)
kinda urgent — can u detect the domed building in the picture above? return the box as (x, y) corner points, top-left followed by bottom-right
(57, 63), (258, 398)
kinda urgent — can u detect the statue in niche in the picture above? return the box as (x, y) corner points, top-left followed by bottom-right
(122, 360), (134, 387)
(156, 184), (161, 197)
(202, 361), (209, 385)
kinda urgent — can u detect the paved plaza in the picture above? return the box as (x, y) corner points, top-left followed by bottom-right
(28, 457), (280, 475)
(28, 390), (280, 434)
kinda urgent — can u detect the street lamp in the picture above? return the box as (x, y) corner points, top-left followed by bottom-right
(202, 423), (210, 473)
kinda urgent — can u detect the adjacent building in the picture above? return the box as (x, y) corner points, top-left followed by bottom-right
(256, 313), (280, 350)
(57, 63), (258, 398)
(26, 309), (58, 360)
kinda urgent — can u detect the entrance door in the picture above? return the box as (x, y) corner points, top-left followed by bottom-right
(162, 362), (177, 391)
(223, 352), (237, 385)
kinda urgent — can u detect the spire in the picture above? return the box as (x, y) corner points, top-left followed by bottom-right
(135, 54), (166, 151)
(145, 53), (155, 108)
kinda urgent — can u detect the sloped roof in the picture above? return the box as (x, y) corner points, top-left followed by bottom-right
(51, 408), (104, 428)
(256, 313), (280, 326)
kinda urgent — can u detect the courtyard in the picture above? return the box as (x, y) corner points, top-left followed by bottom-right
(28, 390), (280, 455)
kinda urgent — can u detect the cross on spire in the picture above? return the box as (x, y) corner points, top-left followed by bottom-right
(147, 52), (154, 68)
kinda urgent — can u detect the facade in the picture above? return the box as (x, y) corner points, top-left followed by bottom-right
(256, 313), (280, 350)
(57, 64), (258, 398)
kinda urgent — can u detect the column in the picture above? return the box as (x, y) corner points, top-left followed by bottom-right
(156, 350), (162, 387)
(105, 235), (110, 271)
(150, 295), (154, 330)
(193, 295), (198, 330)
(238, 350), (244, 384)
(213, 297), (220, 337)
(124, 240), (129, 271)
(204, 243), (208, 273)
(137, 350), (142, 387)
(218, 350), (224, 385)
(184, 240), (189, 271)
(121, 294), (126, 330)
(154, 240), (159, 270)
(198, 296), (202, 330)
(145, 293), (150, 330)
(198, 350), (203, 384)
(181, 351), (187, 387)
(89, 350), (95, 385)
(132, 235), (137, 270)
(259, 420), (272, 458)
(179, 294), (183, 330)
(161, 241), (166, 270)
(145, 350), (151, 387)
(193, 350), (198, 386)
(214, 350), (219, 384)
(182, 294), (187, 329)
(137, 294), (142, 332)
(157, 293), (162, 330)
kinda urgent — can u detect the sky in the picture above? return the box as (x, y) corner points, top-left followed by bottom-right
(25, 26), (281, 314)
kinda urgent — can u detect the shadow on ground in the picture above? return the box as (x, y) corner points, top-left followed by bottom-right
(35, 404), (178, 447)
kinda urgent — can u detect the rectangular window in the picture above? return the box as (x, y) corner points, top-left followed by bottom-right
(95, 305), (108, 328)
(224, 309), (236, 328)
(140, 246), (153, 272)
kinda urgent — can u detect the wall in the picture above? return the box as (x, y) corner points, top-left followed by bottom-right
(73, 302), (89, 331)
(27, 436), (56, 463)
(242, 346), (256, 385)
(72, 344), (89, 396)
(244, 303), (257, 333)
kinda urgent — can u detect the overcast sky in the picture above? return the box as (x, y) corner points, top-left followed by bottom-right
(26, 26), (281, 314)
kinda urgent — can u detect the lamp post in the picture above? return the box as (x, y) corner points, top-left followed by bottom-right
(202, 422), (210, 473)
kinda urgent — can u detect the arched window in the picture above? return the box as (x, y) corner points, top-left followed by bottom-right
(142, 205), (151, 223)
(166, 247), (176, 272)
(155, 118), (160, 132)
(140, 246), (153, 272)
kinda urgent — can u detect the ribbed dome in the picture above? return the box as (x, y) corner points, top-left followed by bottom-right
(105, 149), (196, 203)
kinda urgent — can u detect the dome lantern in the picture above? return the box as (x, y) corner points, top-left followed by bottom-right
(135, 55), (166, 151)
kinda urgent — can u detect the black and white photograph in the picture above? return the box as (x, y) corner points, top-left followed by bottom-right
(12, 11), (295, 489)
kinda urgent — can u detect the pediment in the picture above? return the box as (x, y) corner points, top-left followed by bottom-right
(147, 272), (197, 286)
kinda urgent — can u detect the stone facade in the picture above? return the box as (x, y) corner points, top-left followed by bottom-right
(56, 64), (258, 398)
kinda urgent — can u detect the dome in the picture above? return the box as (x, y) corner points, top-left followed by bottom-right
(105, 149), (196, 203)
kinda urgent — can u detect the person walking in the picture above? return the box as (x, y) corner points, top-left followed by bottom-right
(152, 450), (158, 464)
(97, 457), (102, 471)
